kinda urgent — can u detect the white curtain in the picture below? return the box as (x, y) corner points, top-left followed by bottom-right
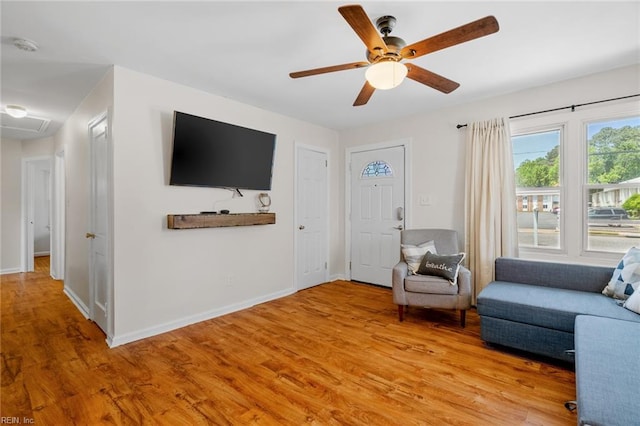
(464, 117), (519, 303)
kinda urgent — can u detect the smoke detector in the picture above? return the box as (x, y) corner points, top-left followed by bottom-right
(13, 38), (39, 52)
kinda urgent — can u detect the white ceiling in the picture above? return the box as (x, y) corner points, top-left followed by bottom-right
(1, 1), (639, 140)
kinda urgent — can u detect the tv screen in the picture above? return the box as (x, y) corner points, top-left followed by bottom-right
(170, 111), (276, 190)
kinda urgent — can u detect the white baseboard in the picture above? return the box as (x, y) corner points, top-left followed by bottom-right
(329, 274), (347, 282)
(109, 286), (297, 348)
(35, 251), (50, 257)
(0, 267), (22, 275)
(63, 286), (90, 319)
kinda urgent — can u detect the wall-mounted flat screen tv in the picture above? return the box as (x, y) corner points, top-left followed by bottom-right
(169, 111), (276, 190)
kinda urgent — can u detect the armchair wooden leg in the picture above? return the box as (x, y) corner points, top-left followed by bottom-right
(398, 305), (404, 322)
(460, 310), (466, 328)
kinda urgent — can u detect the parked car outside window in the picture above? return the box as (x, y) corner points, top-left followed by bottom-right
(588, 207), (629, 220)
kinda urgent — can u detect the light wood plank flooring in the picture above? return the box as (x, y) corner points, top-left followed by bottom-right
(1, 264), (576, 425)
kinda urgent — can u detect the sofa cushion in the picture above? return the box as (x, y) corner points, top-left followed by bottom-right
(477, 281), (640, 333)
(404, 274), (459, 295)
(602, 246), (640, 300)
(575, 315), (640, 426)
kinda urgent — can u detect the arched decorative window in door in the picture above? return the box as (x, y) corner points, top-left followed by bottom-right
(361, 160), (393, 178)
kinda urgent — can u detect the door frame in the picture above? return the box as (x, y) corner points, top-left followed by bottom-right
(345, 139), (412, 281)
(21, 155), (52, 273)
(88, 111), (114, 342)
(51, 149), (66, 280)
(294, 143), (330, 289)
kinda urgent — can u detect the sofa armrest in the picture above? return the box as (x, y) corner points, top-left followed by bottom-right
(392, 261), (408, 305)
(457, 265), (471, 296)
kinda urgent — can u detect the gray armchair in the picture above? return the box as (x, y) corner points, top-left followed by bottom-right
(392, 229), (472, 327)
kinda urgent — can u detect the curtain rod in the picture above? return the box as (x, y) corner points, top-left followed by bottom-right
(456, 93), (640, 129)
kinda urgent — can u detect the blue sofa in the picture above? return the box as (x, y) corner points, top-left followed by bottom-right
(574, 315), (639, 426)
(477, 257), (639, 362)
(477, 257), (640, 426)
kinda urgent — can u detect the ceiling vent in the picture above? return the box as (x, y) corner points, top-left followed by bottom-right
(0, 112), (50, 134)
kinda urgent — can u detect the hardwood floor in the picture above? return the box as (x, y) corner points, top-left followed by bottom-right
(1, 266), (576, 425)
(34, 255), (50, 273)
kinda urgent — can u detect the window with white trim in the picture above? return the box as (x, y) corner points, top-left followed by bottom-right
(512, 128), (562, 250)
(510, 100), (639, 263)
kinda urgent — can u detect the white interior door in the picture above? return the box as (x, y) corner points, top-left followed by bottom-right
(33, 160), (51, 257)
(350, 146), (405, 287)
(22, 157), (51, 273)
(51, 150), (66, 280)
(88, 114), (110, 334)
(296, 146), (328, 290)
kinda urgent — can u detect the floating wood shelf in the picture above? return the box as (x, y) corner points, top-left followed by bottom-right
(167, 213), (276, 229)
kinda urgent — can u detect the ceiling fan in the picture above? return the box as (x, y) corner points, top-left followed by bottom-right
(289, 4), (499, 106)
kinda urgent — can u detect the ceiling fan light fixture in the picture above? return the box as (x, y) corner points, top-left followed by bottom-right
(365, 61), (407, 90)
(5, 105), (28, 118)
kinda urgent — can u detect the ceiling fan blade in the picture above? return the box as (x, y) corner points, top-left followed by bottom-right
(401, 16), (499, 59)
(353, 81), (375, 106)
(338, 5), (388, 54)
(406, 64), (460, 94)
(290, 61), (369, 79)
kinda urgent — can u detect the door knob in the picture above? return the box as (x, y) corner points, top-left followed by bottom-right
(393, 225), (404, 230)
(85, 232), (96, 239)
(299, 225), (305, 230)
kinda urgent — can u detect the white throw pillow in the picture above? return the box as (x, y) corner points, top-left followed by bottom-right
(602, 246), (640, 300)
(401, 240), (437, 275)
(623, 286), (640, 315)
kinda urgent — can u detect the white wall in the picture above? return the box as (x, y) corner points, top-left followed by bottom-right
(110, 67), (340, 344)
(339, 64), (640, 260)
(0, 137), (54, 274)
(1, 138), (23, 273)
(54, 68), (114, 314)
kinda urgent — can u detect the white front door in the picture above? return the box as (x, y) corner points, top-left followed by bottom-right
(88, 114), (110, 334)
(350, 146), (405, 287)
(296, 146), (328, 290)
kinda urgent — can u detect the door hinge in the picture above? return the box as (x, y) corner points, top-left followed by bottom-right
(325, 160), (328, 167)
(349, 261), (352, 270)
(325, 262), (327, 269)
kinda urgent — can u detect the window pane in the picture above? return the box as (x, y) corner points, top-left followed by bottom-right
(361, 160), (393, 178)
(587, 117), (640, 184)
(516, 191), (560, 249)
(585, 116), (640, 253)
(513, 130), (560, 188)
(513, 130), (561, 249)
(586, 186), (640, 252)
